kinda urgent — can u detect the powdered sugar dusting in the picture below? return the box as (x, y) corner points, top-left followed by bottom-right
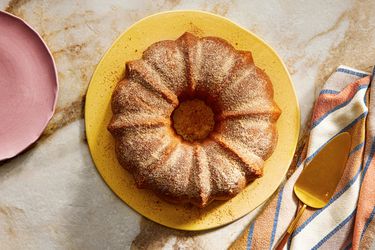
(143, 40), (188, 96)
(194, 38), (236, 95)
(218, 116), (278, 160)
(202, 140), (246, 198)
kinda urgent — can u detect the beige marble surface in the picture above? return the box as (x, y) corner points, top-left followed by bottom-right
(1, 0), (375, 249)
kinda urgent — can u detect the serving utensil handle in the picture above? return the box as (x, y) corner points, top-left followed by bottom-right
(275, 204), (307, 250)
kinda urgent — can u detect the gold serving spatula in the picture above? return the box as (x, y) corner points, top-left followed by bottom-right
(275, 132), (351, 249)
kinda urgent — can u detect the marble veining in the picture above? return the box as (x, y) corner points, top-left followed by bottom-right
(1, 0), (375, 249)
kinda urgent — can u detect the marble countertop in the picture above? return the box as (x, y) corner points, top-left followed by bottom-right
(1, 0), (374, 249)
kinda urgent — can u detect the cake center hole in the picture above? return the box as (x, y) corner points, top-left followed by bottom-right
(172, 99), (215, 142)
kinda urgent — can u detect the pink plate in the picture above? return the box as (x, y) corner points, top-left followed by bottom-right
(0, 11), (58, 160)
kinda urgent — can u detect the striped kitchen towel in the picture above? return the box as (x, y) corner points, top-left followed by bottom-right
(230, 65), (375, 250)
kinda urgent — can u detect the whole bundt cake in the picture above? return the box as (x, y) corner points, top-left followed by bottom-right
(108, 32), (281, 207)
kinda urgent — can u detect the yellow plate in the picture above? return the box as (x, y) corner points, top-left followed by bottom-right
(85, 10), (300, 231)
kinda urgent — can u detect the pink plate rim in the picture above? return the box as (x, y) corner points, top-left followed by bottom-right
(0, 10), (59, 161)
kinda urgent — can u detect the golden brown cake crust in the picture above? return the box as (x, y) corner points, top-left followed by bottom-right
(108, 32), (281, 207)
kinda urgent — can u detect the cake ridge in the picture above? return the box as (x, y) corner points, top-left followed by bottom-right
(144, 59), (176, 90)
(108, 115), (169, 132)
(212, 57), (255, 99)
(189, 38), (202, 92)
(194, 37), (237, 96)
(175, 32), (200, 94)
(218, 107), (281, 121)
(209, 134), (263, 179)
(219, 63), (255, 93)
(143, 39), (188, 96)
(134, 138), (179, 188)
(203, 140), (246, 199)
(127, 60), (179, 106)
(111, 79), (173, 118)
(192, 144), (212, 206)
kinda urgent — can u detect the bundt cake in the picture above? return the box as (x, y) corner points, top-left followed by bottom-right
(108, 32), (281, 207)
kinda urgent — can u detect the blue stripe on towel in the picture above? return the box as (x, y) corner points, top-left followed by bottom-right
(269, 185), (285, 249)
(306, 112), (367, 164)
(311, 209), (356, 250)
(312, 85), (368, 129)
(336, 67), (369, 77)
(246, 223), (255, 250)
(320, 89), (340, 95)
(343, 241), (352, 250)
(360, 205), (375, 240)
